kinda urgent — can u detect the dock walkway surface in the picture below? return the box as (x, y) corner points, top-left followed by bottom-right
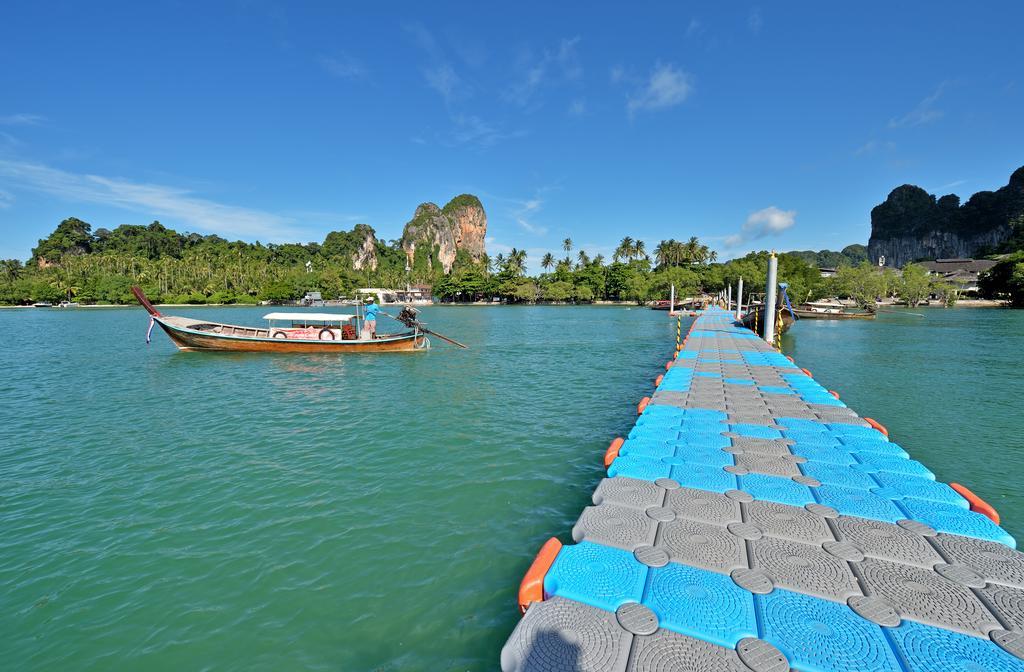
(501, 308), (1024, 672)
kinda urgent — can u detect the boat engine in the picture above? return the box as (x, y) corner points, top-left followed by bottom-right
(396, 305), (422, 328)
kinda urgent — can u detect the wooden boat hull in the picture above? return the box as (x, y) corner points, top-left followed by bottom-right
(740, 305), (795, 338)
(157, 318), (426, 353)
(791, 309), (876, 320)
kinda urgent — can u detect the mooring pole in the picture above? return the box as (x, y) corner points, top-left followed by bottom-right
(669, 283), (675, 315)
(763, 253), (778, 345)
(736, 277), (744, 320)
(727, 284), (732, 312)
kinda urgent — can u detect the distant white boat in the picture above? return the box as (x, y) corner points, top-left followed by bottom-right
(57, 301), (81, 308)
(33, 301), (53, 308)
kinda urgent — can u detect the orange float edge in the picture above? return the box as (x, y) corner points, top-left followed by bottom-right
(517, 537), (563, 614)
(863, 417), (889, 437)
(800, 368), (813, 377)
(829, 390), (840, 399)
(637, 397), (651, 415)
(786, 356), (795, 363)
(949, 483), (1001, 525)
(655, 374), (664, 387)
(665, 361), (673, 371)
(604, 437), (625, 468)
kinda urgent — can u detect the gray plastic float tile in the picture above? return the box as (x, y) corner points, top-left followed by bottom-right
(832, 516), (942, 567)
(734, 454), (801, 477)
(932, 533), (1024, 587)
(663, 487), (741, 525)
(658, 518), (747, 573)
(626, 629), (754, 672)
(593, 478), (666, 510)
(744, 500), (833, 544)
(572, 504), (658, 551)
(981, 583), (1024, 632)
(735, 637), (790, 672)
(616, 603), (659, 635)
(729, 438), (794, 457)
(750, 536), (861, 601)
(500, 597), (632, 672)
(856, 557), (1001, 635)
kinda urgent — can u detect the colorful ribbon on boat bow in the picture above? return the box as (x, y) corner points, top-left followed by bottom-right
(146, 316), (155, 344)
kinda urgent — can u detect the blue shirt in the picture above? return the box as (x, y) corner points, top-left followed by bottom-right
(364, 303), (379, 321)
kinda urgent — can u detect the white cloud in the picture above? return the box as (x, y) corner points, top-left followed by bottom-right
(513, 197), (547, 235)
(854, 139), (896, 156)
(627, 63), (693, 116)
(449, 114), (524, 148)
(0, 188), (12, 208)
(0, 114), (45, 126)
(0, 159), (306, 241)
(423, 64), (468, 104)
(889, 82), (948, 128)
(725, 206), (796, 247)
(609, 64), (626, 84)
(503, 36), (582, 108)
(319, 54), (367, 80)
(748, 8), (763, 34)
(685, 19), (704, 39)
(568, 99), (586, 116)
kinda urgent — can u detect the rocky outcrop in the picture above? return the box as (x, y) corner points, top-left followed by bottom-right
(868, 166), (1024, 267)
(401, 195), (487, 273)
(321, 223), (378, 271)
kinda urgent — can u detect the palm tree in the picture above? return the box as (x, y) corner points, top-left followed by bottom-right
(577, 250), (590, 268)
(541, 252), (555, 271)
(562, 238), (573, 253)
(709, 250), (718, 263)
(614, 236), (634, 263)
(633, 240), (646, 261)
(592, 254), (605, 267)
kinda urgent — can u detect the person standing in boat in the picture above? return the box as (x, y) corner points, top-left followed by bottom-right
(361, 296), (379, 339)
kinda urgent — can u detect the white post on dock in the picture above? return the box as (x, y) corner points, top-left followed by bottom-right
(763, 253), (778, 345)
(669, 283), (675, 315)
(727, 284), (732, 312)
(736, 277), (744, 320)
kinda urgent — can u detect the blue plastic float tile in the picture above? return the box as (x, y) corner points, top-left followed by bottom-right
(739, 473), (816, 507)
(758, 589), (902, 672)
(643, 563), (757, 647)
(666, 447), (733, 468)
(814, 484), (905, 523)
(695, 371), (722, 377)
(724, 378), (757, 386)
(608, 455), (673, 481)
(629, 426), (680, 441)
(855, 453), (935, 479)
(619, 439), (677, 460)
(841, 437), (910, 458)
(759, 386), (797, 395)
(828, 424), (887, 440)
(871, 472), (968, 508)
(543, 541), (647, 612)
(888, 620), (1024, 672)
(676, 350), (698, 359)
(898, 498), (1017, 548)
(675, 435), (733, 450)
(670, 463), (737, 493)
(801, 462), (879, 489)
(642, 405), (687, 418)
(681, 409), (729, 421)
(728, 424), (784, 440)
(776, 417), (830, 430)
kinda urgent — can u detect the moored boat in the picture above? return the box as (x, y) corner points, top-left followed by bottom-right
(131, 287), (430, 353)
(792, 299), (876, 320)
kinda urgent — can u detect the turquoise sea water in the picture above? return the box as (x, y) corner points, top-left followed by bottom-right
(1, 305), (1022, 671)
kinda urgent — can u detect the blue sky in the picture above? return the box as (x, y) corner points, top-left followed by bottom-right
(1, 1), (1022, 270)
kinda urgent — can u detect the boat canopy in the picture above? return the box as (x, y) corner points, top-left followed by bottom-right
(262, 312), (357, 322)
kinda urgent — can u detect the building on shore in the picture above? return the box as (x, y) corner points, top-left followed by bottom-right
(357, 286), (433, 305)
(920, 258), (997, 295)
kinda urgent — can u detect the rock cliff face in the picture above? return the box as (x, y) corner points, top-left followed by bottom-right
(321, 223), (378, 271)
(401, 195), (487, 273)
(868, 166), (1024, 267)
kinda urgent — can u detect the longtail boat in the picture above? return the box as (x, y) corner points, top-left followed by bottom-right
(131, 287), (430, 353)
(791, 299), (876, 320)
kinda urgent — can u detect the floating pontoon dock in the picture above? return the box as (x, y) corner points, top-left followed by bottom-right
(502, 307), (1024, 671)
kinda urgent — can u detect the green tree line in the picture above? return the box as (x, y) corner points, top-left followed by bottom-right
(1, 218), (957, 306)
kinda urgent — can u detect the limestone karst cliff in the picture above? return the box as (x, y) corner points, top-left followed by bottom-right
(868, 166), (1024, 267)
(400, 194), (487, 273)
